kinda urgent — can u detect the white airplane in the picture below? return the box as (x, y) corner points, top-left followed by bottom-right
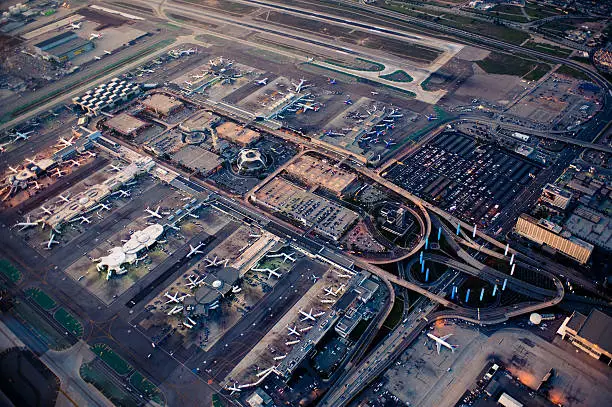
(104, 50), (112, 55)
(292, 78), (310, 93)
(266, 252), (296, 263)
(187, 242), (205, 258)
(427, 333), (458, 354)
(74, 216), (91, 224)
(58, 194), (70, 203)
(285, 340), (300, 346)
(89, 32), (102, 40)
(53, 168), (65, 177)
(14, 216), (41, 231)
(97, 203), (111, 211)
(43, 232), (59, 250)
(165, 291), (182, 304)
(336, 273), (351, 279)
(112, 189), (130, 198)
(7, 165), (19, 174)
(185, 275), (203, 289)
(191, 73), (205, 79)
(204, 255), (224, 268)
(94, 56), (101, 60)
(256, 78), (268, 85)
(321, 299), (335, 304)
(252, 267), (281, 279)
(144, 206), (163, 219)
(12, 130), (34, 141)
(273, 354), (287, 360)
(287, 325), (300, 337)
(300, 326), (313, 333)
(40, 206), (53, 215)
(67, 159), (80, 167)
(232, 286), (242, 294)
(86, 151), (97, 158)
(183, 321), (193, 329)
(324, 287), (338, 297)
(299, 308), (317, 322)
(226, 384), (241, 394)
(313, 311), (325, 318)
(109, 164), (123, 172)
(0, 141), (11, 152)
(184, 80), (193, 87)
(57, 137), (74, 149)
(167, 305), (183, 315)
(69, 22), (82, 29)
(187, 316), (197, 325)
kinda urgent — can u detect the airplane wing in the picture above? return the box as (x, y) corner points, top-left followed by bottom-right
(440, 334), (452, 341)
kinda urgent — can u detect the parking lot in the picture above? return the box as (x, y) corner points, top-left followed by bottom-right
(384, 131), (541, 228)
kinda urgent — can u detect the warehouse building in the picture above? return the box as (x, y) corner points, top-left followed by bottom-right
(285, 155), (357, 196)
(34, 31), (94, 62)
(540, 183), (572, 210)
(557, 309), (612, 365)
(514, 214), (593, 264)
(142, 93), (183, 117)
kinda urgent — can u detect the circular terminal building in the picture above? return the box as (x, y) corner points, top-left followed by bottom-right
(236, 148), (267, 173)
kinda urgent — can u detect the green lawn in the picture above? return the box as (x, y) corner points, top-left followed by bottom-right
(382, 297), (404, 329)
(524, 64), (552, 81)
(323, 57), (385, 72)
(477, 52), (550, 79)
(80, 362), (138, 407)
(25, 288), (57, 311)
(523, 41), (572, 57)
(0, 259), (21, 283)
(91, 344), (133, 376)
(380, 69), (414, 82)
(556, 65), (591, 81)
(54, 308), (84, 338)
(129, 371), (163, 404)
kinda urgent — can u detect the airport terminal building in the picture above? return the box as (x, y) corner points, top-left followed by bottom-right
(558, 309), (612, 365)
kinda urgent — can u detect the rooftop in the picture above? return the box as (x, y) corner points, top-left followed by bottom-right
(577, 309), (612, 354)
(105, 113), (148, 136)
(285, 155), (357, 195)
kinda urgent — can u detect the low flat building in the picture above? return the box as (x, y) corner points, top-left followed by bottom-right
(285, 155), (357, 196)
(515, 214), (593, 264)
(142, 93), (183, 117)
(215, 121), (261, 146)
(564, 206), (612, 252)
(541, 183), (572, 210)
(246, 388), (275, 407)
(558, 309), (612, 365)
(34, 31), (93, 62)
(105, 113), (148, 137)
(171, 145), (222, 176)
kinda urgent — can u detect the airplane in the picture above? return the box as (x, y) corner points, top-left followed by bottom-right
(311, 274), (320, 283)
(109, 164), (123, 172)
(313, 311), (325, 318)
(287, 325), (300, 337)
(186, 275), (204, 289)
(97, 203), (111, 211)
(69, 21), (82, 29)
(85, 151), (97, 158)
(0, 141), (11, 153)
(184, 81), (193, 87)
(67, 159), (81, 167)
(183, 321), (194, 329)
(291, 78), (310, 93)
(256, 77), (268, 85)
(187, 316), (197, 325)
(58, 194), (70, 203)
(297, 103), (319, 112)
(285, 340), (300, 346)
(112, 189), (130, 198)
(8, 166), (19, 174)
(53, 168), (65, 177)
(371, 91), (379, 95)
(144, 206), (163, 219)
(164, 291), (182, 304)
(249, 233), (262, 238)
(104, 50), (112, 55)
(187, 242), (205, 258)
(14, 216), (41, 231)
(167, 305), (183, 315)
(73, 216), (91, 224)
(12, 130), (34, 141)
(89, 32), (102, 40)
(427, 114), (438, 121)
(344, 97), (353, 105)
(328, 77), (336, 85)
(191, 73), (205, 79)
(324, 129), (345, 137)
(324, 287), (338, 297)
(321, 299), (335, 304)
(231, 286), (242, 294)
(427, 333), (458, 354)
(299, 326), (313, 332)
(226, 384), (242, 394)
(264, 268), (282, 279)
(384, 139), (397, 148)
(204, 256), (225, 268)
(273, 354), (287, 360)
(299, 308), (317, 322)
(43, 232), (59, 250)
(40, 206), (53, 215)
(94, 56), (102, 60)
(266, 252), (296, 263)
